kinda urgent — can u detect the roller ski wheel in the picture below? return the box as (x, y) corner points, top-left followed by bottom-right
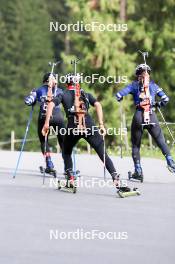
(57, 176), (77, 194)
(128, 171), (143, 183)
(118, 187), (141, 198)
(39, 166), (57, 178)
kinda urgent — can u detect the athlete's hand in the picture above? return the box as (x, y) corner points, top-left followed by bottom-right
(99, 123), (106, 136)
(116, 92), (123, 102)
(24, 96), (34, 106)
(42, 123), (49, 136)
(155, 101), (161, 108)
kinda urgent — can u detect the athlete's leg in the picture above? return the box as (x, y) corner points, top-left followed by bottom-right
(85, 131), (116, 175)
(131, 110), (144, 166)
(50, 113), (66, 169)
(38, 117), (54, 169)
(147, 112), (170, 156)
(63, 132), (80, 171)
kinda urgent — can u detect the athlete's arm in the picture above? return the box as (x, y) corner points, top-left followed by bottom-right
(42, 102), (55, 136)
(87, 93), (106, 135)
(42, 94), (62, 136)
(87, 93), (104, 124)
(94, 102), (106, 135)
(24, 89), (37, 105)
(115, 83), (133, 101)
(94, 102), (104, 126)
(156, 85), (169, 107)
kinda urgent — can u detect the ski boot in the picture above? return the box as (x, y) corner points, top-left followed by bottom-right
(39, 157), (57, 177)
(112, 172), (140, 198)
(128, 163), (143, 182)
(111, 172), (129, 191)
(63, 169), (80, 178)
(166, 155), (175, 174)
(58, 169), (77, 193)
(66, 169), (77, 188)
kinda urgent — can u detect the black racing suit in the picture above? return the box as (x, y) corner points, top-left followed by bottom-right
(131, 109), (170, 164)
(52, 89), (117, 176)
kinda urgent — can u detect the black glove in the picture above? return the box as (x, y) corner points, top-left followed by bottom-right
(154, 101), (161, 108)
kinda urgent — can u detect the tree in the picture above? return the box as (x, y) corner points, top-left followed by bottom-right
(61, 0), (135, 148)
(0, 0), (53, 150)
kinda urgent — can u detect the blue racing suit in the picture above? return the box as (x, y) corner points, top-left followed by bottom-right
(116, 80), (169, 107)
(115, 80), (172, 170)
(25, 84), (63, 118)
(25, 85), (66, 167)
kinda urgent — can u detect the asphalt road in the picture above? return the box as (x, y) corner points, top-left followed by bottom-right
(0, 151), (175, 264)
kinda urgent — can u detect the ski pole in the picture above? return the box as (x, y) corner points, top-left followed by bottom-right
(43, 133), (48, 185)
(71, 58), (80, 177)
(47, 60), (62, 91)
(103, 134), (107, 181)
(119, 102), (123, 159)
(72, 148), (77, 176)
(157, 107), (175, 146)
(138, 50), (148, 66)
(42, 59), (61, 184)
(48, 60), (62, 75)
(13, 105), (34, 178)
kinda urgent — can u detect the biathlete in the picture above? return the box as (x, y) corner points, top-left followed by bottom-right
(116, 64), (175, 180)
(42, 73), (131, 193)
(24, 72), (66, 174)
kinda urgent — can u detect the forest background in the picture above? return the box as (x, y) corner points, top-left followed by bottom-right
(0, 0), (175, 158)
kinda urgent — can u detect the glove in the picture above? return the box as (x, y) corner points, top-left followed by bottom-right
(154, 101), (161, 108)
(24, 96), (35, 106)
(116, 92), (123, 102)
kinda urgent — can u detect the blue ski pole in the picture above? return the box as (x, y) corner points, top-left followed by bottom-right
(72, 148), (76, 176)
(13, 105), (34, 178)
(103, 134), (106, 181)
(42, 134), (48, 185)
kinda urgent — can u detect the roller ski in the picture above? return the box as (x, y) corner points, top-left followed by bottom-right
(39, 166), (57, 178)
(118, 185), (141, 198)
(39, 157), (57, 178)
(57, 169), (77, 193)
(128, 163), (143, 183)
(117, 180), (140, 198)
(112, 173), (141, 198)
(166, 155), (175, 174)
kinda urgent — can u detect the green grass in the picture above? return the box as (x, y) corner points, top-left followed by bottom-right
(107, 145), (175, 160)
(2, 139), (175, 161)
